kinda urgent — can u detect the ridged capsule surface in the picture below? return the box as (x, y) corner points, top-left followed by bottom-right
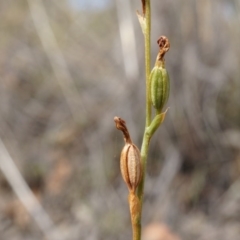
(150, 66), (170, 112)
(120, 143), (142, 193)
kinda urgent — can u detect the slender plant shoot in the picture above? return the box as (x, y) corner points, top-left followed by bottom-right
(114, 1), (171, 240)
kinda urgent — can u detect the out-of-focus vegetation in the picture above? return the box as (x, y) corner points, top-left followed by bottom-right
(0, 0), (240, 239)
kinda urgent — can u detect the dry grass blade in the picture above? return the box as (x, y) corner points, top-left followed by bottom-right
(0, 138), (62, 240)
(27, 0), (85, 121)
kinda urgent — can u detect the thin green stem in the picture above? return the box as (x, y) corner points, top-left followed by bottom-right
(135, 1), (151, 239)
(145, 0), (151, 127)
(138, 131), (150, 202)
(135, 131), (150, 240)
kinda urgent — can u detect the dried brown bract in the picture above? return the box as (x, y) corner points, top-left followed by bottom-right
(157, 36), (170, 61)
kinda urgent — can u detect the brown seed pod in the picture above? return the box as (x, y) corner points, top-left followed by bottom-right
(114, 117), (142, 193)
(120, 143), (142, 193)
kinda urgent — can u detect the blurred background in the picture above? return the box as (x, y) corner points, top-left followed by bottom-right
(0, 0), (240, 239)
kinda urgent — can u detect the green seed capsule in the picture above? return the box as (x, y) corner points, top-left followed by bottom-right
(150, 64), (170, 113)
